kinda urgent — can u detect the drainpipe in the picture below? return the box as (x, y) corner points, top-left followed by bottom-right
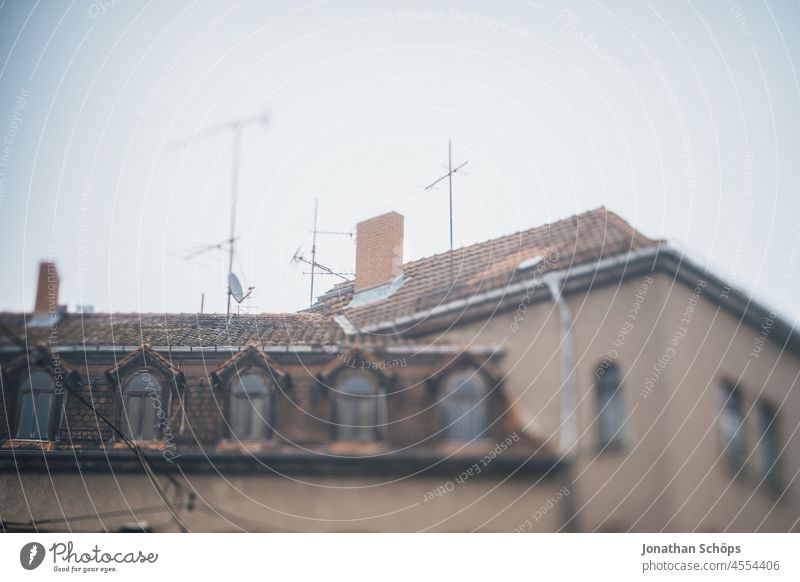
(543, 271), (579, 532)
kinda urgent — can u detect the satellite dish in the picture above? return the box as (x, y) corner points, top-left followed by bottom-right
(228, 272), (245, 303)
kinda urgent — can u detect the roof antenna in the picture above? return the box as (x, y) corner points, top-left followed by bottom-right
(423, 139), (468, 279)
(310, 199), (318, 308)
(171, 111), (269, 315)
(295, 198), (354, 307)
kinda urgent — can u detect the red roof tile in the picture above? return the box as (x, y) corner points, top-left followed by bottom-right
(314, 207), (660, 331)
(0, 208), (659, 348)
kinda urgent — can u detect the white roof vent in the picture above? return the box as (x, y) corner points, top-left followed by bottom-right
(348, 274), (407, 308)
(517, 255), (544, 271)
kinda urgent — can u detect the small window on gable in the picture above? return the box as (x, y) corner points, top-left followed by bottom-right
(335, 374), (379, 442)
(443, 370), (487, 442)
(758, 400), (781, 488)
(228, 372), (273, 441)
(719, 381), (746, 470)
(595, 362), (624, 449)
(122, 371), (162, 441)
(15, 370), (60, 440)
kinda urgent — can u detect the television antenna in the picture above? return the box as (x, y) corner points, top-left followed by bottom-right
(423, 139), (468, 278)
(292, 247), (352, 275)
(291, 244), (354, 308)
(181, 236), (239, 262)
(171, 112), (269, 315)
(423, 139), (468, 254)
(295, 199), (354, 307)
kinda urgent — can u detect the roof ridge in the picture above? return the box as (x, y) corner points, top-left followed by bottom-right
(403, 207), (636, 266)
(319, 207), (645, 296)
(45, 311), (328, 318)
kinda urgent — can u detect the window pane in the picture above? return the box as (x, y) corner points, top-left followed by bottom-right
(355, 398), (375, 433)
(759, 402), (779, 481)
(444, 372), (486, 442)
(33, 393), (54, 440)
(341, 376), (373, 396)
(229, 373), (272, 441)
(720, 383), (745, 466)
(596, 364), (624, 446)
(123, 372), (161, 440)
(336, 393), (376, 441)
(128, 372), (159, 393)
(336, 396), (355, 438)
(335, 375), (378, 441)
(231, 394), (269, 440)
(24, 371), (55, 392)
(124, 394), (143, 439)
(15, 393), (35, 438)
(231, 396), (251, 439)
(16, 371), (57, 439)
(249, 395), (267, 440)
(124, 393), (159, 440)
(239, 373), (267, 394)
(139, 394), (157, 440)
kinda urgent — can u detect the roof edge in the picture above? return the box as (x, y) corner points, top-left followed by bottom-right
(349, 244), (800, 357)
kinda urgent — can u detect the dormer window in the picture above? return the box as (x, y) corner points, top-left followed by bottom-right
(15, 370), (60, 440)
(211, 346), (289, 446)
(335, 374), (381, 442)
(442, 370), (487, 442)
(228, 372), (273, 441)
(106, 346), (184, 445)
(317, 348), (389, 444)
(121, 371), (162, 441)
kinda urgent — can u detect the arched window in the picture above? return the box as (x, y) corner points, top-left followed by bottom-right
(122, 371), (162, 441)
(443, 370), (487, 442)
(15, 370), (59, 440)
(595, 362), (624, 448)
(335, 375), (379, 441)
(228, 372), (273, 441)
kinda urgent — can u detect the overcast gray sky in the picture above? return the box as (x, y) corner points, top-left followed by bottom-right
(1, 0), (799, 322)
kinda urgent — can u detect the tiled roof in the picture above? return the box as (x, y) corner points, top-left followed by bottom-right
(313, 207), (660, 331)
(0, 312), (339, 349)
(0, 208), (660, 348)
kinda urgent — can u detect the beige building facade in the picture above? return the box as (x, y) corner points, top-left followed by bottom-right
(1, 208), (797, 532)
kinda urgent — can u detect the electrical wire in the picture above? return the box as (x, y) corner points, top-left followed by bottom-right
(0, 322), (189, 532)
(0, 502), (192, 531)
(0, 323), (301, 533)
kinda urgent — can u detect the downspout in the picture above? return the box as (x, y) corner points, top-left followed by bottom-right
(542, 271), (579, 532)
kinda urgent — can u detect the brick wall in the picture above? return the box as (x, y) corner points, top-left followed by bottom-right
(33, 261), (59, 315)
(59, 378), (116, 445)
(355, 211), (404, 291)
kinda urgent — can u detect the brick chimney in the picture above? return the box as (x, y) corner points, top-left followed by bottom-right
(33, 261), (60, 316)
(355, 211), (404, 291)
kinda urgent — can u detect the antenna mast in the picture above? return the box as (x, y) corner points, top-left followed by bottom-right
(424, 139), (468, 277)
(294, 200), (355, 307)
(310, 199), (318, 307)
(226, 126), (241, 316)
(171, 112), (269, 315)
